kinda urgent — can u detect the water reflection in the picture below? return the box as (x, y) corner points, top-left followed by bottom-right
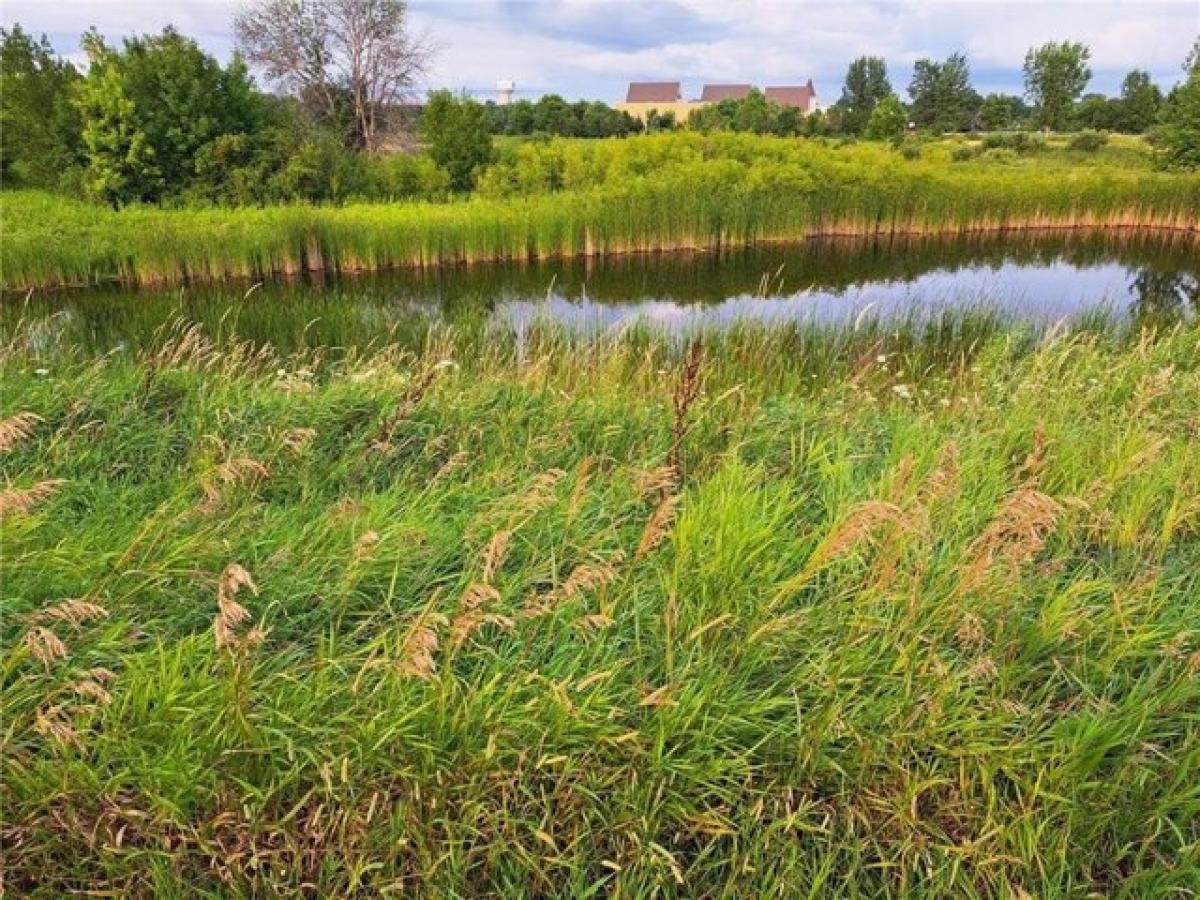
(2, 231), (1196, 354)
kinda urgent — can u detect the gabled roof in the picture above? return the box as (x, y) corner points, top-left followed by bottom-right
(765, 81), (817, 110)
(700, 83), (754, 102)
(625, 81), (682, 103)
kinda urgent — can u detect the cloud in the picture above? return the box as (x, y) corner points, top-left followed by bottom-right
(3, 0), (1194, 101)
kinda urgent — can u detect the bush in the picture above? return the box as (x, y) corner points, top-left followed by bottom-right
(951, 144), (980, 162)
(899, 139), (923, 160)
(1068, 129), (1109, 152)
(981, 132), (1046, 155)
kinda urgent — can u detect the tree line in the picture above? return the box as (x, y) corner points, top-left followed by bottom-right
(2, 5), (1197, 209)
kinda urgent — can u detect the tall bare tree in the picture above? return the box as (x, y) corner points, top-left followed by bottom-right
(235, 0), (430, 152)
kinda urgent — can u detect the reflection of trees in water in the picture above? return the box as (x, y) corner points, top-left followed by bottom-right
(1130, 268), (1199, 322)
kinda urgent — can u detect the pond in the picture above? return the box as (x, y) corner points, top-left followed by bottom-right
(3, 231), (1197, 354)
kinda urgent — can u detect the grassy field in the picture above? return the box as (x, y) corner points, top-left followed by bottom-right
(3, 310), (1199, 895)
(3, 133), (1198, 290)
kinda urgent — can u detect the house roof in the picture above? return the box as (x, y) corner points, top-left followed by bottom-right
(625, 81), (682, 103)
(765, 82), (817, 110)
(700, 83), (754, 102)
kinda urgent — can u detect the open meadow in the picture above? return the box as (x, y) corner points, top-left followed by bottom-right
(3, 308), (1199, 895)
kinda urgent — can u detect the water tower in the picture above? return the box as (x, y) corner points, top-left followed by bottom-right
(496, 80), (515, 105)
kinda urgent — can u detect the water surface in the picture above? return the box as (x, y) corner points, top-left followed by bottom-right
(3, 232), (1196, 354)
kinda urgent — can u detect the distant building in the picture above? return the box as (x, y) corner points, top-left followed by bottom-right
(618, 79), (820, 123)
(765, 80), (819, 113)
(496, 80), (515, 105)
(616, 81), (697, 123)
(700, 84), (754, 102)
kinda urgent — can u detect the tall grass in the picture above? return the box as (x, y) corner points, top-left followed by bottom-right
(3, 133), (1198, 289)
(3, 311), (1199, 895)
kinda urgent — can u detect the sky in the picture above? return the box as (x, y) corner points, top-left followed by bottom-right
(2, 0), (1196, 104)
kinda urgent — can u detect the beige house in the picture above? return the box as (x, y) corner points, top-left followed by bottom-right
(618, 79), (820, 123)
(616, 81), (698, 123)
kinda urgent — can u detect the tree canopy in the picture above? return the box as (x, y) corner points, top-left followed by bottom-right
(1024, 41), (1092, 130)
(908, 52), (979, 133)
(0, 25), (82, 186)
(837, 56), (892, 135)
(420, 90), (493, 191)
(74, 28), (262, 206)
(235, 0), (430, 152)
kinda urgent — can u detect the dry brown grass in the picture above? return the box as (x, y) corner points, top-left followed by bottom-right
(481, 530), (513, 585)
(30, 599), (109, 629)
(23, 626), (67, 665)
(214, 563), (261, 650)
(0, 479), (65, 516)
(635, 494), (680, 560)
(957, 489), (1064, 596)
(0, 412), (41, 453)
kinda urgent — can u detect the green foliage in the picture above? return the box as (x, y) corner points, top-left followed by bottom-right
(1153, 67), (1200, 170)
(977, 94), (1025, 131)
(487, 96), (639, 139)
(75, 42), (161, 207)
(1024, 41), (1092, 130)
(863, 94), (907, 140)
(1116, 70), (1163, 133)
(3, 306), (1200, 895)
(981, 131), (1047, 155)
(0, 25), (82, 188)
(687, 89), (801, 136)
(74, 28), (262, 205)
(4, 132), (1194, 289)
(643, 109), (678, 133)
(1068, 129), (1109, 153)
(421, 90), (494, 191)
(908, 52), (979, 133)
(1073, 93), (1120, 131)
(837, 56), (892, 134)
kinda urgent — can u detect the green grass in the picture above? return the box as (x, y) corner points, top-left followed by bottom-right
(3, 133), (1197, 289)
(3, 312), (1199, 896)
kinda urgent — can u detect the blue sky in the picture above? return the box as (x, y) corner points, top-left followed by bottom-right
(3, 1), (1195, 104)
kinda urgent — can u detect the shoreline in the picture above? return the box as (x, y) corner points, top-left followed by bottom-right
(3, 215), (1197, 294)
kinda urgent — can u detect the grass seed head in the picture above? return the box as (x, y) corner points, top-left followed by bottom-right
(0, 412), (42, 452)
(481, 531), (512, 584)
(24, 626), (68, 664)
(636, 495), (679, 560)
(0, 479), (66, 516)
(33, 599), (109, 629)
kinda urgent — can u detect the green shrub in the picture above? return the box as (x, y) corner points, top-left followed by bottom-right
(981, 132), (1046, 155)
(1068, 129), (1109, 152)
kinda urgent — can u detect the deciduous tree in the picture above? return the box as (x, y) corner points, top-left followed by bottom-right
(235, 0), (431, 152)
(1023, 41), (1091, 130)
(0, 25), (82, 186)
(864, 94), (907, 140)
(837, 56), (891, 135)
(420, 90), (492, 190)
(1116, 69), (1162, 133)
(1154, 58), (1200, 170)
(908, 52), (978, 133)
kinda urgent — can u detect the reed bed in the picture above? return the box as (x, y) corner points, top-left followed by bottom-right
(3, 133), (1198, 290)
(2, 310), (1199, 896)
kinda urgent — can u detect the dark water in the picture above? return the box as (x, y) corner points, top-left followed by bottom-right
(3, 232), (1197, 354)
